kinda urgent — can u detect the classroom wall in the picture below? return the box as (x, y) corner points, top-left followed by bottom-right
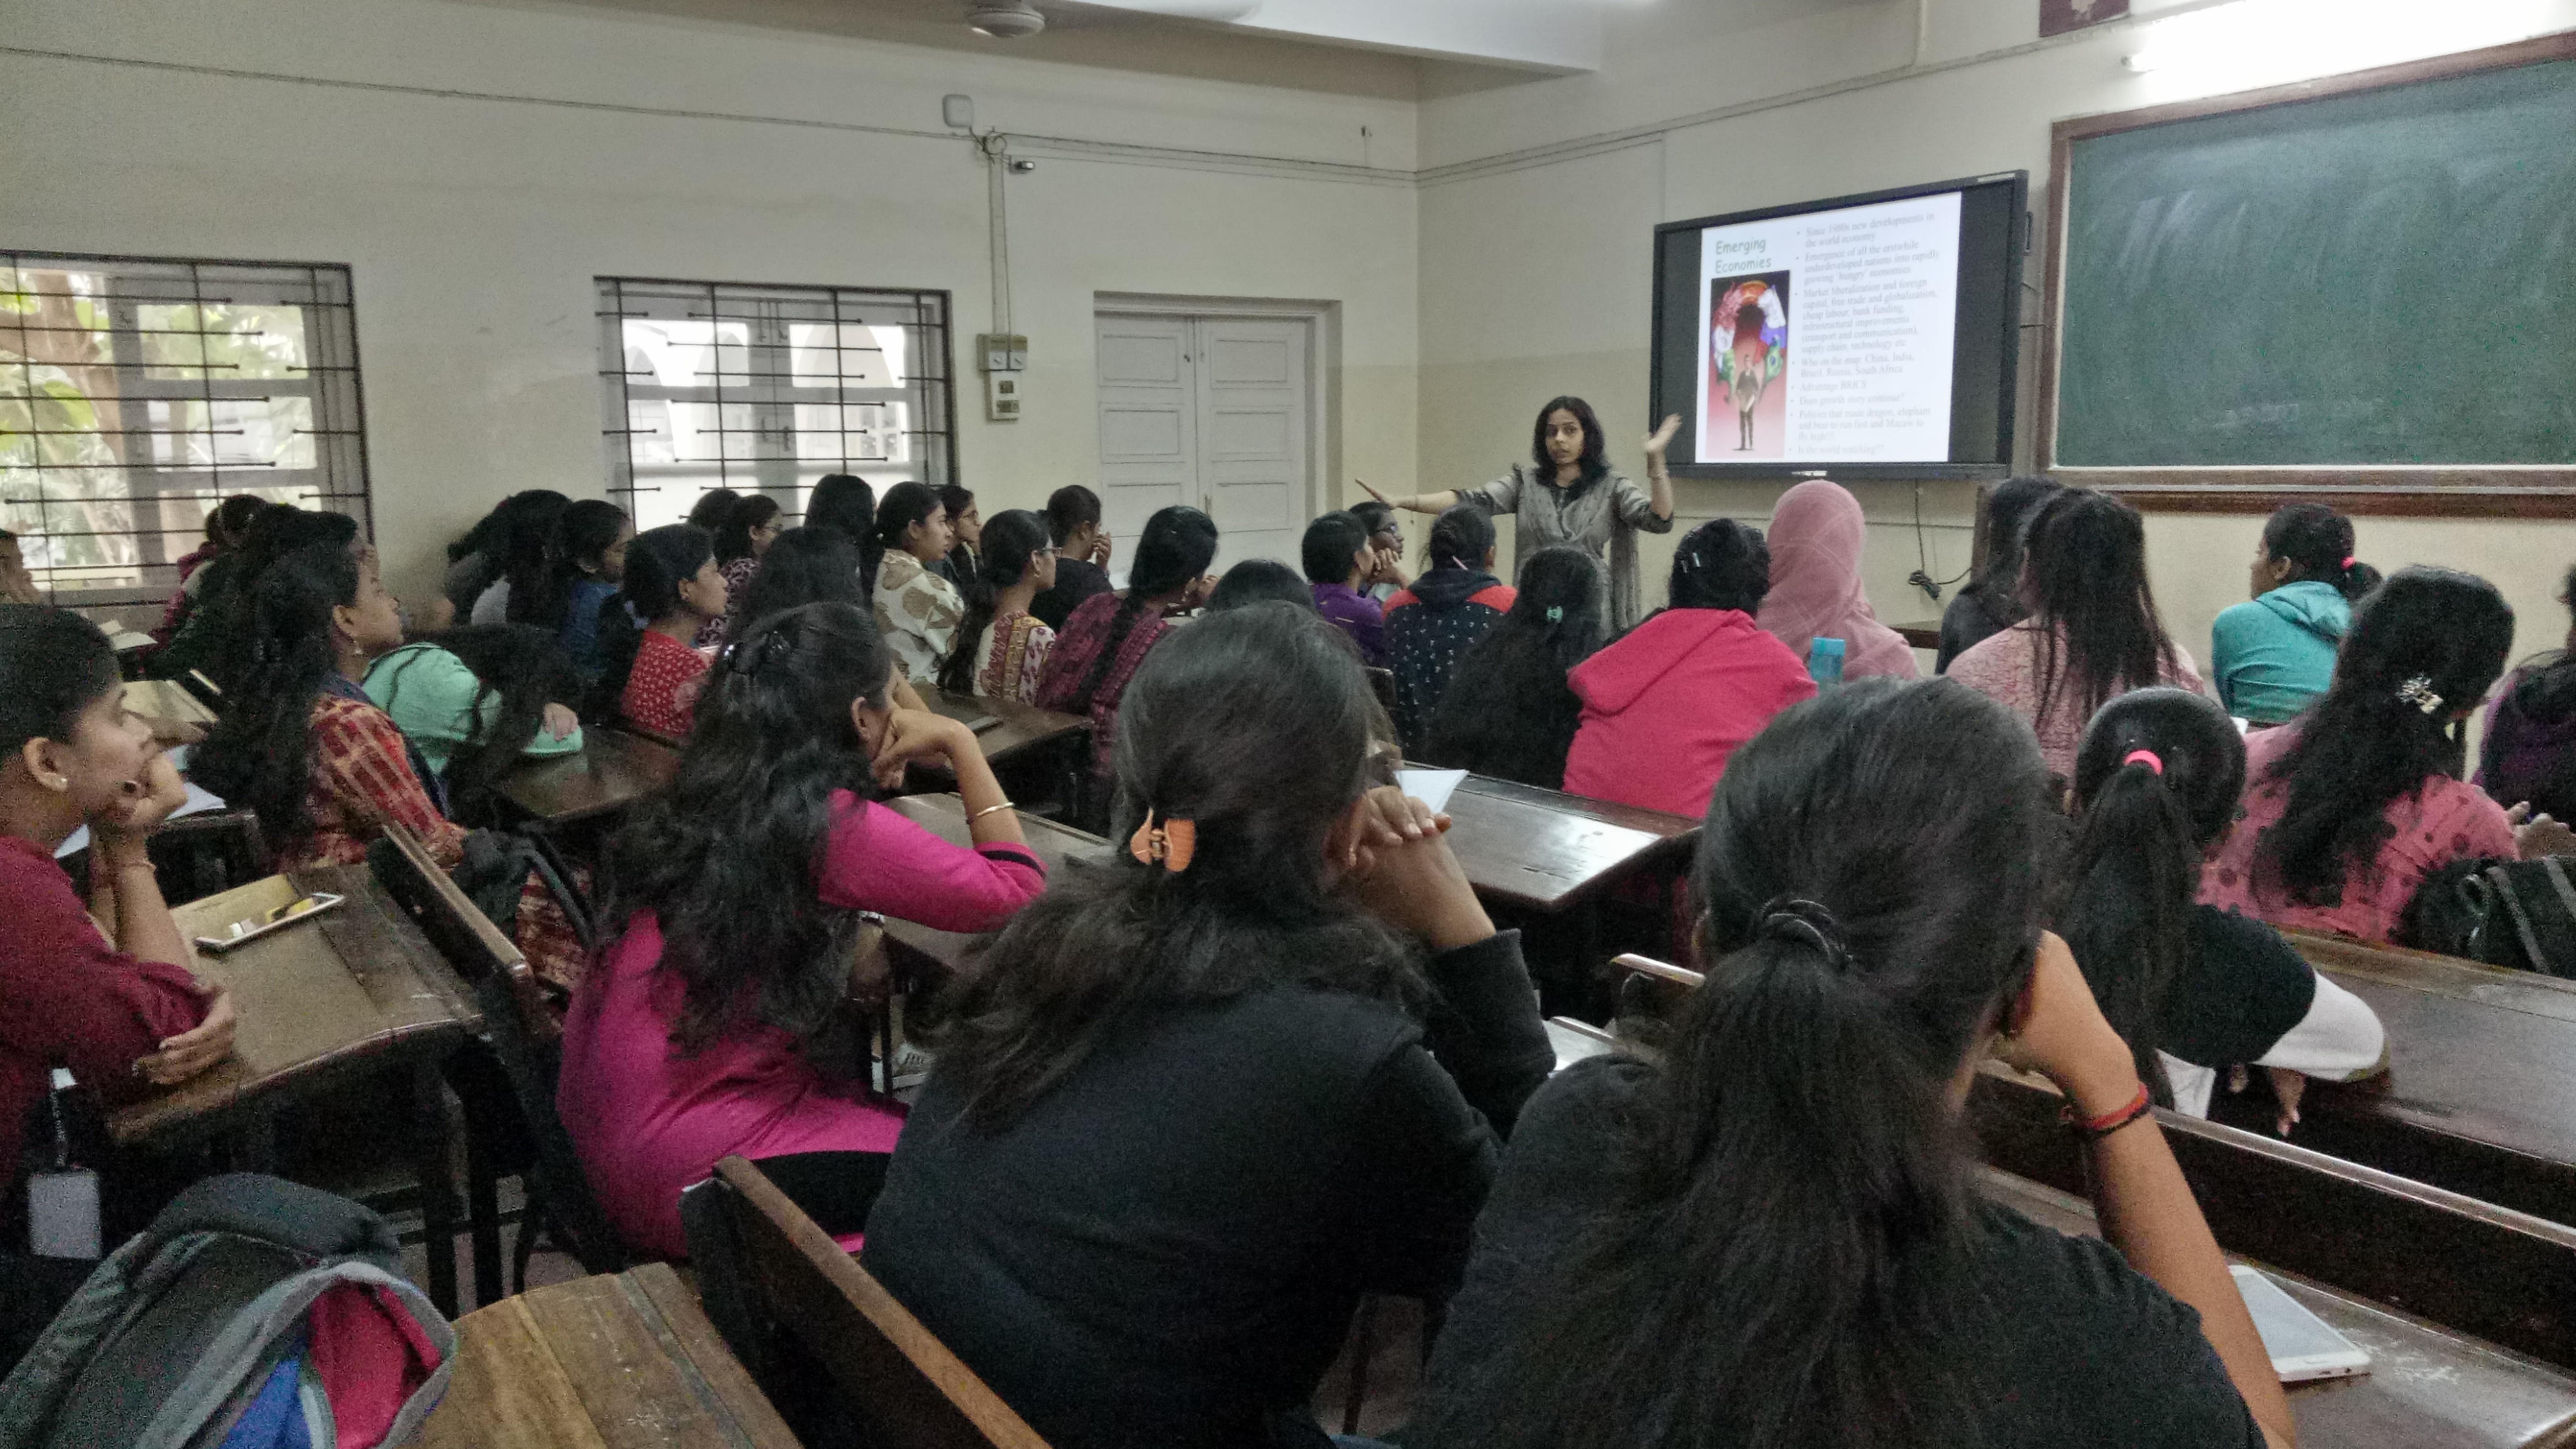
(1414, 0), (2576, 679)
(6, 0), (1423, 607)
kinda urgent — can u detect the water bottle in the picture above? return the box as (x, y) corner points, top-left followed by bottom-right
(1807, 636), (1846, 689)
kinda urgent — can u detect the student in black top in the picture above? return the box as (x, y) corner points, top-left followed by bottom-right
(1422, 545), (1603, 789)
(935, 483), (983, 596)
(863, 603), (1553, 1449)
(1031, 484), (1115, 630)
(1385, 504), (1511, 752)
(1937, 473), (2062, 672)
(1206, 558), (1316, 613)
(2061, 687), (2385, 1131)
(805, 473), (881, 595)
(1415, 678), (2293, 1449)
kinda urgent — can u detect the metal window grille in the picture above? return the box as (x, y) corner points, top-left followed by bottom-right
(597, 277), (957, 531)
(0, 252), (369, 606)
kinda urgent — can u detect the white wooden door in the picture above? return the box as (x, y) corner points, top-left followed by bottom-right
(1096, 310), (1313, 578)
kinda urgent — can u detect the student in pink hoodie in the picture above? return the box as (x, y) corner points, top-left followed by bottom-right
(1564, 519), (1818, 818)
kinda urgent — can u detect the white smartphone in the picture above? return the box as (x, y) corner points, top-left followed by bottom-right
(194, 891), (344, 954)
(2232, 1265), (2371, 1382)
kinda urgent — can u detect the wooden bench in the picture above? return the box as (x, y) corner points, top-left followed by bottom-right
(419, 1263), (798, 1449)
(682, 1155), (1053, 1449)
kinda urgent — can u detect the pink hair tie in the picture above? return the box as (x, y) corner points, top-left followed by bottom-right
(2341, 555), (2357, 569)
(2122, 749), (2165, 775)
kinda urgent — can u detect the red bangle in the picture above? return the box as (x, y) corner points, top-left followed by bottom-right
(2063, 1083), (2154, 1141)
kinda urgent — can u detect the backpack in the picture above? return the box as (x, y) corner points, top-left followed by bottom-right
(450, 828), (591, 950)
(2400, 856), (2576, 979)
(0, 1175), (453, 1449)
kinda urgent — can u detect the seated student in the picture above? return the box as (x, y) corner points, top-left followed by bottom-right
(152, 492), (267, 647)
(1414, 679), (2294, 1449)
(2211, 502), (2379, 726)
(936, 509), (1056, 704)
(2480, 564), (2576, 821)
(441, 489), (568, 621)
(1352, 499), (1410, 603)
(534, 499), (632, 683)
(150, 504), (360, 689)
(0, 607), (236, 1364)
(685, 488), (740, 535)
(865, 605), (1552, 1449)
(469, 491), (575, 628)
(2204, 566), (2548, 944)
(364, 624), (584, 818)
(595, 524), (724, 740)
(935, 484), (983, 597)
(1757, 477), (1918, 680)
(708, 494), (780, 645)
(2061, 687), (2385, 1129)
(736, 526), (936, 713)
(870, 482), (965, 684)
(1949, 489), (2206, 782)
(1938, 474), (2060, 673)
(1564, 520), (1816, 818)
(804, 473), (882, 594)
(1303, 511), (1390, 667)
(1206, 558), (1316, 613)
(560, 602), (1043, 1259)
(1032, 484), (1116, 631)
(1424, 547), (1605, 791)
(1385, 504), (1514, 751)
(1036, 505), (1219, 789)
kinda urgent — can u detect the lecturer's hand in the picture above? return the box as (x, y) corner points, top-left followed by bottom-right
(1353, 477), (1395, 509)
(1643, 413), (1682, 461)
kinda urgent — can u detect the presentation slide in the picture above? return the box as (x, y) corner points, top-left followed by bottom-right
(1689, 191), (1963, 466)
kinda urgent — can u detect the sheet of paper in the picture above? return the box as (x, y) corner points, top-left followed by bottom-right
(1396, 767), (1467, 814)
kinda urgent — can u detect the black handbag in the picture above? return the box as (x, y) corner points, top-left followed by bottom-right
(2401, 856), (2576, 979)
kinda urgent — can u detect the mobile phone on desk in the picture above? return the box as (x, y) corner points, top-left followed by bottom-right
(964, 714), (1003, 735)
(2233, 1265), (2371, 1382)
(195, 891), (343, 954)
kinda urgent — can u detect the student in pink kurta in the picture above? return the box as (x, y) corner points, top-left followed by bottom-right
(559, 601), (1045, 1259)
(1755, 479), (1918, 681)
(2202, 567), (2539, 945)
(1948, 489), (2205, 782)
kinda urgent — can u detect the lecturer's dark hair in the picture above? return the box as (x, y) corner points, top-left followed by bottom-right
(938, 509), (1050, 695)
(2257, 567), (2513, 908)
(1530, 395), (1611, 494)
(192, 545), (363, 855)
(600, 602), (893, 1055)
(0, 605), (120, 758)
(1424, 678), (2052, 1449)
(1668, 518), (1769, 613)
(2058, 687), (2246, 1104)
(2262, 502), (2379, 604)
(930, 603), (1421, 1128)
(2022, 489), (2180, 736)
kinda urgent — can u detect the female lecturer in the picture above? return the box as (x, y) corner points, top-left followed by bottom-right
(1365, 397), (1679, 632)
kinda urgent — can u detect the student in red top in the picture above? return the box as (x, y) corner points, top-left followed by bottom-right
(0, 608), (234, 1282)
(1563, 519), (1817, 818)
(595, 524), (725, 741)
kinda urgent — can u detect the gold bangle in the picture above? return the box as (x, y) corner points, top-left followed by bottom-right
(969, 801), (1017, 823)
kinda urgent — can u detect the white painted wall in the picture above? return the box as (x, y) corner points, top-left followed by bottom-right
(1416, 0), (2576, 685)
(6, 0), (1419, 607)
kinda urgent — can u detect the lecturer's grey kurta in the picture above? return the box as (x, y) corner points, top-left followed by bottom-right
(1459, 465), (1673, 633)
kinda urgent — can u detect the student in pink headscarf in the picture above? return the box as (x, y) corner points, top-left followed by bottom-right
(1755, 479), (1918, 680)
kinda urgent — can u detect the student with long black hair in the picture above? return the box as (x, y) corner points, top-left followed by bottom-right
(442, 489), (568, 619)
(935, 483), (983, 597)
(870, 482), (965, 685)
(593, 524), (724, 739)
(150, 504), (360, 689)
(1036, 504), (1219, 792)
(2480, 562), (2576, 821)
(1423, 546), (1604, 790)
(712, 493), (782, 637)
(561, 602), (1043, 1259)
(2206, 566), (2546, 943)
(1937, 474), (2061, 673)
(1416, 679), (2294, 1449)
(534, 499), (632, 680)
(937, 509), (1057, 702)
(2060, 687), (2384, 1131)
(469, 491), (574, 628)
(1950, 488), (2204, 780)
(1385, 504), (1513, 751)
(2211, 502), (2380, 725)
(865, 604), (1552, 1449)
(806, 474), (881, 594)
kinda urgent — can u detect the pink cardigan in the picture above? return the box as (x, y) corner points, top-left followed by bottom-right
(1563, 608), (1818, 819)
(559, 792), (1045, 1258)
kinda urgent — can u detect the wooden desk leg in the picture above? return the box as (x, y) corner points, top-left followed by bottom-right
(463, 1098), (504, 1311)
(411, 1060), (460, 1318)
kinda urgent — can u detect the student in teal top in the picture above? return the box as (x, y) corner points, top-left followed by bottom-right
(2209, 503), (2380, 726)
(365, 624), (584, 820)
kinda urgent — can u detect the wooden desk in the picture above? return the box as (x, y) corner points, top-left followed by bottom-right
(876, 793), (1112, 977)
(913, 683), (1089, 770)
(1438, 773), (1697, 914)
(1979, 1168), (2576, 1449)
(1894, 619), (1942, 652)
(421, 1263), (799, 1449)
(495, 729), (680, 830)
(2245, 930), (2576, 1227)
(119, 867), (482, 1316)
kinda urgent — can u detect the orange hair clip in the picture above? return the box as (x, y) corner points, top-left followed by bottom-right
(1129, 811), (1197, 873)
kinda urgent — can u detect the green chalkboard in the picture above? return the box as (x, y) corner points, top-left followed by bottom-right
(2057, 57), (2576, 468)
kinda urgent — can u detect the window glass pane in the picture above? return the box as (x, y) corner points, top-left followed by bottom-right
(141, 303), (311, 381)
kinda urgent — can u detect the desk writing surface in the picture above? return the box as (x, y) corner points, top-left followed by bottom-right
(1440, 773), (1697, 913)
(1977, 1168), (2576, 1449)
(496, 729), (680, 826)
(111, 865), (477, 1145)
(913, 683), (1089, 767)
(877, 793), (1110, 975)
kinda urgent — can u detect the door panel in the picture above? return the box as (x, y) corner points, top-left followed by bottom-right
(1092, 315), (1195, 569)
(1191, 317), (1308, 574)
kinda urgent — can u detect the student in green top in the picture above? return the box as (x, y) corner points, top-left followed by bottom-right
(2209, 503), (2381, 726)
(365, 623), (583, 822)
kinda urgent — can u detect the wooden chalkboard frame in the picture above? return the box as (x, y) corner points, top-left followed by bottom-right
(2036, 30), (2576, 518)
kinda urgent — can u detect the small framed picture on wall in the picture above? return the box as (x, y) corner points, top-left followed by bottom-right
(2041, 0), (2129, 37)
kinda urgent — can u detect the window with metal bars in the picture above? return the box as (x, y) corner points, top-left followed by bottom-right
(597, 277), (957, 531)
(1, 252), (369, 608)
